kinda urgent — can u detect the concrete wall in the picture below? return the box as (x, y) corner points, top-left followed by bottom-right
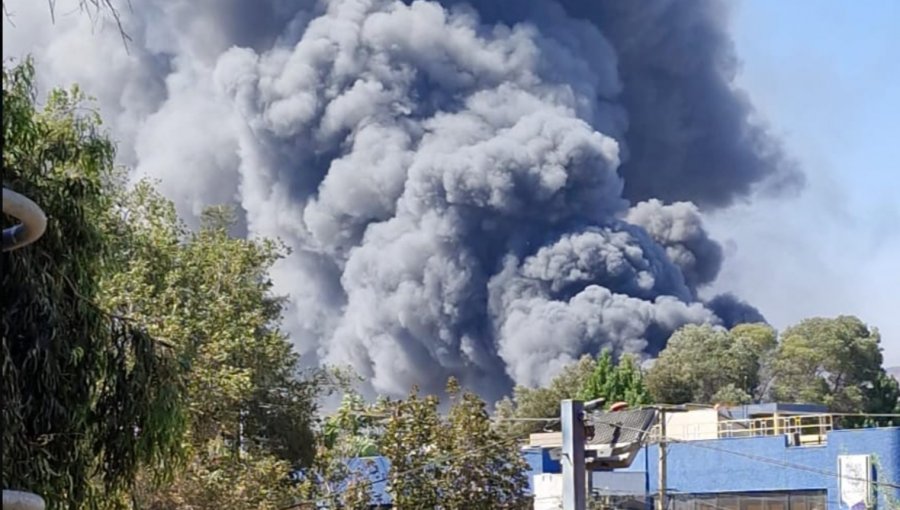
(617, 427), (900, 509)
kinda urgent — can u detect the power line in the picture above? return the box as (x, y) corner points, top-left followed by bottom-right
(497, 412), (900, 422)
(673, 439), (900, 489)
(585, 419), (900, 490)
(496, 414), (899, 489)
(282, 412), (898, 508)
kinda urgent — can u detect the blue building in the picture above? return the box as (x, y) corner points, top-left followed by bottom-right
(527, 404), (900, 510)
(335, 404), (899, 510)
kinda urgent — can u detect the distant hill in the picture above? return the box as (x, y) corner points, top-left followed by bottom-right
(887, 366), (900, 381)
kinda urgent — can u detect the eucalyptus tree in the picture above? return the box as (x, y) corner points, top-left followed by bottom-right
(2, 59), (184, 507)
(3, 59), (322, 509)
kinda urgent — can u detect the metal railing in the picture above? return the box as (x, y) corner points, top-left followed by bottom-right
(716, 414), (833, 445)
(647, 414), (837, 446)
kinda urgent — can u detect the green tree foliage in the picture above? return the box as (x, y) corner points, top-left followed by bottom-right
(440, 379), (531, 509)
(295, 386), (384, 509)
(321, 391), (384, 458)
(578, 350), (652, 408)
(645, 323), (776, 405)
(130, 439), (301, 510)
(380, 379), (530, 510)
(645, 316), (897, 416)
(2, 59), (323, 508)
(771, 316), (897, 415)
(100, 185), (320, 508)
(494, 355), (596, 438)
(300, 379), (529, 509)
(493, 350), (651, 441)
(1, 60), (185, 506)
(863, 372), (900, 426)
(380, 389), (444, 508)
(730, 323), (779, 400)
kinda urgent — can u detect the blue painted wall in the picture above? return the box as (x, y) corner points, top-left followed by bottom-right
(612, 427), (900, 510)
(346, 456), (392, 506)
(345, 427), (899, 508)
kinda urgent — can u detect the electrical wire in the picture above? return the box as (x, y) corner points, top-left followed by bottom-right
(669, 438), (900, 490)
(500, 410), (900, 508)
(282, 411), (899, 508)
(572, 418), (900, 490)
(513, 414), (900, 504)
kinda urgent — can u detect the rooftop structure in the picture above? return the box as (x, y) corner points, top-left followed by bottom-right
(663, 403), (836, 446)
(330, 405), (899, 510)
(529, 408), (659, 470)
(528, 405), (899, 510)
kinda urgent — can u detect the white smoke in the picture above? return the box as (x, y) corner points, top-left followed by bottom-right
(2, 0), (793, 400)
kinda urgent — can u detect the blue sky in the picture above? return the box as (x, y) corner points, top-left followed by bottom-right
(706, 0), (900, 365)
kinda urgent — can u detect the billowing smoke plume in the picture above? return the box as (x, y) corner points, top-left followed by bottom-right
(2, 0), (797, 400)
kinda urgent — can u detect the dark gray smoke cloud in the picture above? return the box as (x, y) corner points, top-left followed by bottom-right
(440, 0), (802, 208)
(625, 199), (723, 291)
(3, 0), (784, 400)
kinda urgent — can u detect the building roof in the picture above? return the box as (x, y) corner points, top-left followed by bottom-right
(587, 408), (658, 446)
(723, 403), (829, 420)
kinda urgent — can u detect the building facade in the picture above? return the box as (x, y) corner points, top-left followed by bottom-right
(337, 404), (899, 509)
(527, 404), (900, 510)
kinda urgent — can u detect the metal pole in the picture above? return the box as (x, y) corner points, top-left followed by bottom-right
(2, 188), (48, 510)
(657, 409), (666, 510)
(561, 399), (586, 510)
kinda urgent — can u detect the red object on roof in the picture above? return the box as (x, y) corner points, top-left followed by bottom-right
(609, 401), (629, 412)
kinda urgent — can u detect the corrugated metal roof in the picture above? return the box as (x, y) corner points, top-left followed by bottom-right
(587, 408), (657, 445)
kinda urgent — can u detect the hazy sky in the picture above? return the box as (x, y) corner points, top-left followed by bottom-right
(707, 0), (900, 365)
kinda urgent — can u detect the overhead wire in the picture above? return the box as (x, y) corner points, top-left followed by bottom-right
(566, 416), (900, 490)
(282, 411), (899, 508)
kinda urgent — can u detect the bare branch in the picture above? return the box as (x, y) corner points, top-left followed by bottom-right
(28, 0), (133, 49)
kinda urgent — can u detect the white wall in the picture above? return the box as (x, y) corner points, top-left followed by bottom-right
(665, 409), (720, 441)
(533, 473), (563, 510)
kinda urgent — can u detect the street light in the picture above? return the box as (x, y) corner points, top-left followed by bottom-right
(2, 187), (47, 252)
(2, 186), (47, 510)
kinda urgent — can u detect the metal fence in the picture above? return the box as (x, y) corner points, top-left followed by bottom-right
(716, 415), (833, 446)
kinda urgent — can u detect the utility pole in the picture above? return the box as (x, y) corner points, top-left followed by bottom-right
(561, 399), (586, 510)
(657, 408), (667, 510)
